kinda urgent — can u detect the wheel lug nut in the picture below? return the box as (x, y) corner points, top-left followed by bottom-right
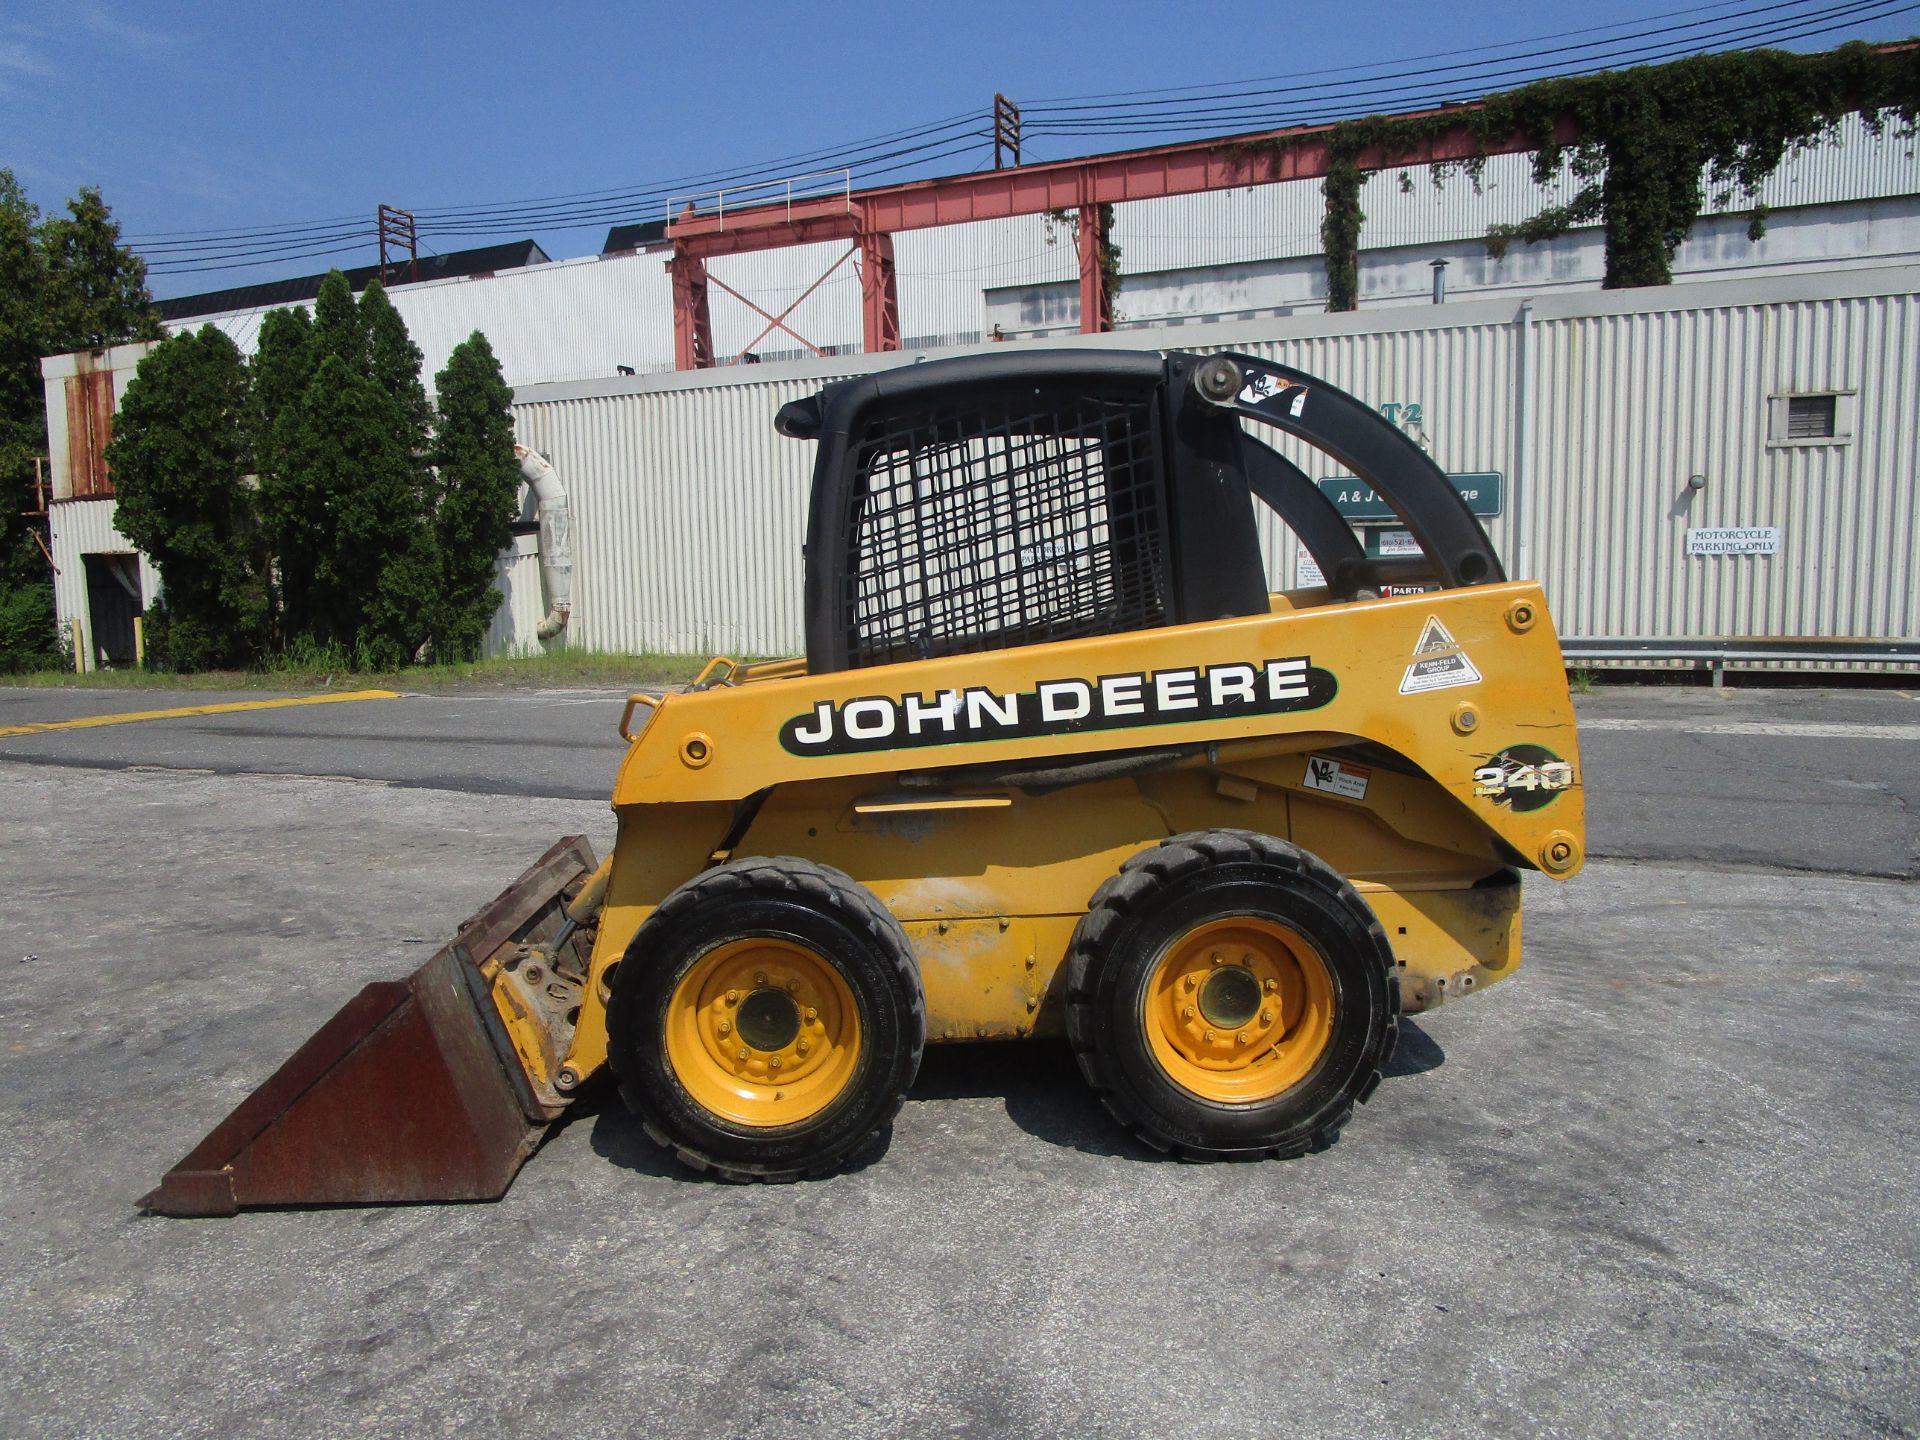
(1237, 1032), (1249, 1045)
(769, 1056), (782, 1070)
(797, 1039), (810, 1055)
(1263, 978), (1277, 992)
(1184, 975), (1197, 991)
(1204, 1029), (1216, 1042)
(1183, 1005), (1196, 1020)
(754, 972), (767, 985)
(718, 1020), (732, 1036)
(1259, 1010), (1271, 1025)
(1242, 953), (1256, 966)
(737, 1047), (748, 1060)
(726, 990), (739, 1005)
(1210, 951), (1222, 965)
(805, 1007), (817, 1021)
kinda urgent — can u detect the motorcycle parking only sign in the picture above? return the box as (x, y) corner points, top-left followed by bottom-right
(1686, 527), (1780, 556)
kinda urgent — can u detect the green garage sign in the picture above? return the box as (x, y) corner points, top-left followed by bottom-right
(1319, 472), (1503, 520)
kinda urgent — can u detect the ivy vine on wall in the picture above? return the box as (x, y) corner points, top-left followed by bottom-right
(1239, 41), (1920, 312)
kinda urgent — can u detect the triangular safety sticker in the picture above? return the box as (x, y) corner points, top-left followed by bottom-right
(1413, 616), (1457, 655)
(1400, 615), (1482, 694)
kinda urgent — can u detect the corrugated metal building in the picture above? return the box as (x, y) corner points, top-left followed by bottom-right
(499, 265), (1918, 665)
(161, 113), (1920, 387)
(43, 264), (1920, 670)
(37, 113), (1918, 672)
(38, 344), (164, 669)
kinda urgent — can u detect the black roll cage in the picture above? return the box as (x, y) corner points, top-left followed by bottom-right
(778, 348), (1503, 674)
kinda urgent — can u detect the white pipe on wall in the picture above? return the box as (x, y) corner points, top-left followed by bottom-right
(515, 445), (573, 640)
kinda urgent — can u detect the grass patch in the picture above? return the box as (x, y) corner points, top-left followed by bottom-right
(2, 648), (717, 693)
(1567, 666), (1600, 695)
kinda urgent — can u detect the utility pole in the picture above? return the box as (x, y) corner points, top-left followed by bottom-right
(993, 93), (1022, 170)
(377, 204), (419, 286)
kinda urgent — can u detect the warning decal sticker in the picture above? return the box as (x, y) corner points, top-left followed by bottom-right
(1302, 754), (1372, 801)
(1400, 615), (1482, 695)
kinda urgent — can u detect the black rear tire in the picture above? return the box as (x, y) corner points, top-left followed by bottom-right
(1065, 829), (1398, 1160)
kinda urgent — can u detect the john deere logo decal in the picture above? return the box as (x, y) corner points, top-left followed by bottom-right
(782, 656), (1337, 757)
(1473, 744), (1576, 810)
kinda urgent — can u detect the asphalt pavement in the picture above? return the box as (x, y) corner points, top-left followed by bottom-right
(0, 679), (1915, 1438)
(3, 680), (1915, 874)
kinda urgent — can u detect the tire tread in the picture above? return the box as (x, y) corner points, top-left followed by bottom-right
(609, 856), (924, 1183)
(1065, 828), (1399, 1161)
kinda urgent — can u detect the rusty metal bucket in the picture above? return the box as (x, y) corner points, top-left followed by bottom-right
(141, 836), (598, 1217)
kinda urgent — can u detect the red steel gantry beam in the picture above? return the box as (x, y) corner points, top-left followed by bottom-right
(666, 103), (1577, 368)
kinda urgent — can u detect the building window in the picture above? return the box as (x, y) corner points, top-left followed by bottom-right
(1787, 395), (1835, 438)
(1767, 390), (1855, 447)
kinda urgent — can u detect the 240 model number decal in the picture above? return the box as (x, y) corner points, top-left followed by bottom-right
(1473, 744), (1576, 811)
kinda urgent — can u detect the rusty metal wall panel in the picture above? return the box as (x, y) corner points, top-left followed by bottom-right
(63, 367), (117, 498)
(39, 341), (160, 501)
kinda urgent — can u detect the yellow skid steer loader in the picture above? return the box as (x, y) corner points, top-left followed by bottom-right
(143, 350), (1584, 1214)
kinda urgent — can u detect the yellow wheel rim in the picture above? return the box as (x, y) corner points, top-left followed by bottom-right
(664, 937), (862, 1127)
(1142, 916), (1335, 1103)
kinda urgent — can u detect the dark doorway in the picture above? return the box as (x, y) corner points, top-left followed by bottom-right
(83, 553), (142, 668)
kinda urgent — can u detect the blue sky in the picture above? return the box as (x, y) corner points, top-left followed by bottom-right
(3, 0), (1913, 299)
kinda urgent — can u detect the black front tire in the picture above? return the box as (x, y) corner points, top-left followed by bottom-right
(607, 857), (925, 1182)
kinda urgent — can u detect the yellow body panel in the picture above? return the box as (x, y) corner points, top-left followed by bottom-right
(559, 581), (1583, 1082)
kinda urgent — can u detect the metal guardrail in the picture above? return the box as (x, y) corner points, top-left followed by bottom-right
(1562, 636), (1920, 684)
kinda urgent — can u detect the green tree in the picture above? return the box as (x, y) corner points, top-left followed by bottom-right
(0, 172), (47, 527)
(250, 305), (318, 641)
(105, 328), (270, 670)
(0, 172), (56, 670)
(361, 281), (435, 445)
(256, 275), (440, 666)
(279, 353), (435, 664)
(311, 269), (364, 370)
(353, 280), (440, 665)
(38, 187), (161, 350)
(430, 333), (521, 661)
(0, 174), (156, 670)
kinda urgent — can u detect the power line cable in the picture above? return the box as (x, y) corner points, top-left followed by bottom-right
(133, 110), (985, 248)
(142, 121), (993, 263)
(1022, 0), (1910, 132)
(1023, 0), (1821, 107)
(143, 0), (1914, 280)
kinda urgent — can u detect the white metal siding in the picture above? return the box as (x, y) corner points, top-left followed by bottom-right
(1528, 289), (1919, 643)
(483, 532), (553, 658)
(47, 498), (163, 671)
(165, 117), (1920, 386)
(506, 265), (1920, 661)
(1118, 112), (1920, 269)
(511, 374), (827, 656)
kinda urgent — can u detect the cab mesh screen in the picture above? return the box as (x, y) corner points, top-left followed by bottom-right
(842, 389), (1167, 667)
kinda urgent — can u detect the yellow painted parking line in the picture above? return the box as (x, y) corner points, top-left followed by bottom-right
(0, 689), (401, 738)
